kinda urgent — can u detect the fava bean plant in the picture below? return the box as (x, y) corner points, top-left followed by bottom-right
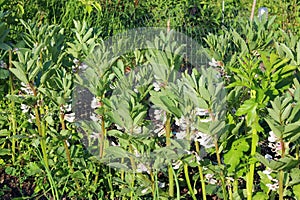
(0, 1), (300, 200)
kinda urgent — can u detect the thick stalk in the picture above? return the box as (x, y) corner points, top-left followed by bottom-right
(150, 171), (155, 198)
(184, 163), (197, 200)
(195, 141), (207, 200)
(214, 137), (227, 200)
(165, 113), (174, 197)
(278, 137), (285, 200)
(250, 0), (257, 21)
(108, 168), (114, 199)
(170, 167), (180, 200)
(34, 104), (49, 169)
(279, 170), (284, 200)
(247, 128), (258, 200)
(60, 109), (80, 190)
(99, 115), (106, 158)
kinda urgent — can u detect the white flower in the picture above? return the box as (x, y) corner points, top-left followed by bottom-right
(153, 82), (161, 91)
(28, 113), (35, 123)
(79, 62), (88, 70)
(195, 108), (209, 116)
(158, 182), (165, 188)
(264, 154), (273, 161)
(263, 168), (272, 175)
(21, 104), (30, 113)
(205, 174), (218, 184)
(175, 131), (187, 140)
(60, 104), (72, 112)
(136, 163), (149, 173)
(0, 60), (7, 68)
(266, 183), (279, 191)
(194, 132), (214, 148)
(115, 123), (123, 130)
(65, 140), (70, 147)
(172, 160), (182, 169)
(208, 58), (219, 67)
(64, 113), (75, 122)
(141, 188), (148, 194)
(263, 168), (276, 181)
(20, 82), (34, 95)
(268, 131), (278, 143)
(90, 132), (99, 140)
(91, 97), (101, 109)
(200, 118), (212, 123)
(73, 58), (80, 65)
(90, 113), (99, 122)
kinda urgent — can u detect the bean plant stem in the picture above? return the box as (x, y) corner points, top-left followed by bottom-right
(195, 141), (207, 200)
(184, 163), (197, 200)
(279, 137), (285, 200)
(279, 170), (284, 200)
(170, 164), (180, 200)
(247, 128), (258, 200)
(150, 171), (155, 198)
(33, 101), (49, 169)
(250, 0), (257, 21)
(165, 113), (174, 197)
(100, 115), (106, 158)
(60, 108), (80, 190)
(8, 50), (17, 165)
(214, 137), (227, 200)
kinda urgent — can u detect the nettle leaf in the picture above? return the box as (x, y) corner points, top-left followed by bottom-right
(224, 137), (249, 173)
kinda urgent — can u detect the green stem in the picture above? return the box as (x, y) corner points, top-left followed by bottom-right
(108, 168), (114, 199)
(214, 137), (227, 200)
(195, 141), (207, 200)
(279, 170), (284, 200)
(184, 163), (197, 200)
(60, 109), (80, 190)
(34, 104), (49, 169)
(100, 115), (106, 158)
(8, 50), (17, 165)
(165, 113), (174, 197)
(150, 171), (155, 198)
(170, 165), (180, 200)
(247, 128), (258, 200)
(279, 137), (285, 200)
(228, 179), (233, 200)
(155, 171), (160, 200)
(296, 145), (299, 160)
(233, 178), (238, 194)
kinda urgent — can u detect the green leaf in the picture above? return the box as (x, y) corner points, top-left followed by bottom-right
(60, 130), (70, 137)
(72, 171), (85, 180)
(0, 148), (10, 156)
(105, 146), (129, 159)
(9, 68), (28, 83)
(293, 184), (300, 200)
(0, 69), (9, 79)
(224, 137), (249, 172)
(253, 192), (269, 200)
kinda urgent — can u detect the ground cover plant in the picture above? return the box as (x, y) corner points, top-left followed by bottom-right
(0, 0), (300, 199)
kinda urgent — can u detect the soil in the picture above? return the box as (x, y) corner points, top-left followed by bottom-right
(0, 168), (36, 200)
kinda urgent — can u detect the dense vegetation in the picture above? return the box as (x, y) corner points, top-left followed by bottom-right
(0, 0), (300, 199)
